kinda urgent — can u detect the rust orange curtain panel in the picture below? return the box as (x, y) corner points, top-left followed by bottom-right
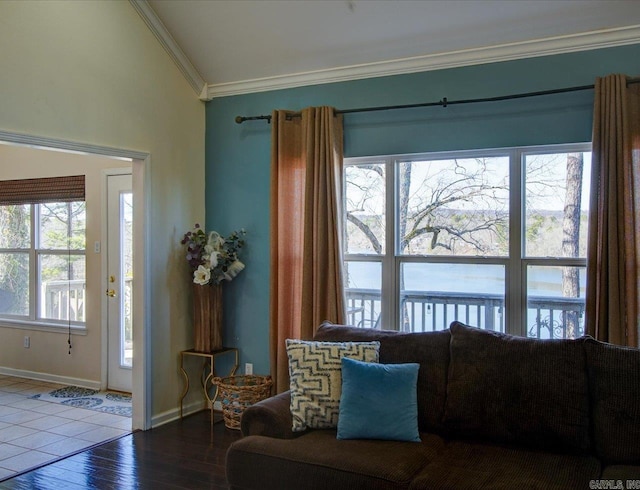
(269, 107), (347, 393)
(586, 74), (640, 347)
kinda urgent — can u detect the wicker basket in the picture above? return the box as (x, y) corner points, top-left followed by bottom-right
(212, 375), (273, 430)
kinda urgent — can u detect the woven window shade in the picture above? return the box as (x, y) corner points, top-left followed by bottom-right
(0, 175), (85, 205)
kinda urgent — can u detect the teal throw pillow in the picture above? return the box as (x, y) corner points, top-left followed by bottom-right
(337, 357), (420, 442)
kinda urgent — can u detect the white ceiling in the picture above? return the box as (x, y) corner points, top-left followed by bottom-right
(143, 0), (640, 97)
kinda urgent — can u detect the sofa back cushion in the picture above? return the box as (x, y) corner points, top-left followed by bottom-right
(314, 322), (450, 434)
(584, 337), (640, 464)
(442, 322), (591, 453)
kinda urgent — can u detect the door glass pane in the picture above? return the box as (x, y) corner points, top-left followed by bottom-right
(39, 254), (85, 322)
(344, 260), (381, 329)
(524, 152), (591, 258)
(400, 263), (505, 332)
(0, 252), (29, 316)
(38, 202), (86, 250)
(527, 265), (586, 339)
(345, 164), (385, 254)
(398, 157), (509, 256)
(0, 205), (30, 248)
(121, 192), (133, 368)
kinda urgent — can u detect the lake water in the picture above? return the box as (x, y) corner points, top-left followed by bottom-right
(346, 261), (586, 298)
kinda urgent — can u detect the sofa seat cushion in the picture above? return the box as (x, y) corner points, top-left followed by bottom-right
(226, 430), (445, 490)
(443, 322), (591, 452)
(409, 441), (601, 490)
(600, 465), (640, 481)
(585, 337), (640, 464)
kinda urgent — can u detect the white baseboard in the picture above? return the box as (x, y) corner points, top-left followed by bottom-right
(0, 366), (101, 390)
(151, 400), (210, 428)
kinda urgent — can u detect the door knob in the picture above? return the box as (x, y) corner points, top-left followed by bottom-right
(106, 289), (116, 297)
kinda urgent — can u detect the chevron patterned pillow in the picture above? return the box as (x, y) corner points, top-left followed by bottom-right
(286, 339), (380, 432)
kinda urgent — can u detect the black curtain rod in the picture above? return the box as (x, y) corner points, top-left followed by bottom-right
(234, 78), (640, 124)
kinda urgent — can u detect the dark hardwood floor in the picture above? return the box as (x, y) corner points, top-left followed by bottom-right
(0, 411), (241, 490)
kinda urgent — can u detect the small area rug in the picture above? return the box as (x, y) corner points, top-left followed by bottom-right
(32, 386), (132, 417)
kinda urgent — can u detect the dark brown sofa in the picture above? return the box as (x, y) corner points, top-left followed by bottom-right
(226, 321), (640, 489)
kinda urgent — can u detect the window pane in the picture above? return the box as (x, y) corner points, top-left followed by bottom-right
(525, 152), (591, 258)
(39, 254), (86, 322)
(398, 157), (509, 256)
(0, 205), (31, 249)
(38, 202), (86, 250)
(527, 265), (586, 339)
(122, 192), (133, 368)
(0, 252), (29, 316)
(400, 263), (505, 332)
(344, 261), (381, 328)
(345, 164), (385, 254)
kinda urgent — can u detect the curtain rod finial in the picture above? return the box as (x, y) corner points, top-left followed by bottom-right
(235, 116), (244, 124)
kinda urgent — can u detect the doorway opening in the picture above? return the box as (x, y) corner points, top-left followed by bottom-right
(0, 130), (149, 432)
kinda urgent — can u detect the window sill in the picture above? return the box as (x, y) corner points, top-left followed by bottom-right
(0, 320), (87, 335)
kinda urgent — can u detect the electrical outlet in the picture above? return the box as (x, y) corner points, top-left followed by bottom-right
(245, 363), (253, 375)
(24, 336), (30, 348)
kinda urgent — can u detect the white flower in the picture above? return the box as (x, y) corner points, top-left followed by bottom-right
(201, 251), (218, 270)
(193, 265), (211, 285)
(207, 231), (224, 251)
(224, 260), (245, 281)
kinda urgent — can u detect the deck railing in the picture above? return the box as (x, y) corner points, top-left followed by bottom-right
(42, 279), (86, 322)
(527, 295), (585, 339)
(346, 288), (585, 339)
(42, 277), (133, 330)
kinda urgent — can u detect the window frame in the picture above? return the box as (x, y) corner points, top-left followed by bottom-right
(343, 142), (591, 336)
(0, 201), (86, 332)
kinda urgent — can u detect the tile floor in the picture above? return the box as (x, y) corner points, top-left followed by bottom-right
(0, 375), (131, 481)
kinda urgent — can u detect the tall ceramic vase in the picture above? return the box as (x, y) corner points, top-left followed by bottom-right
(193, 283), (223, 353)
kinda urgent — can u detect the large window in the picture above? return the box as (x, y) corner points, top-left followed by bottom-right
(0, 201), (86, 327)
(344, 144), (591, 339)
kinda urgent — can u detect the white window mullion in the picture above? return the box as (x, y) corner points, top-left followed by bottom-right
(382, 157), (396, 330)
(508, 149), (525, 336)
(30, 204), (38, 321)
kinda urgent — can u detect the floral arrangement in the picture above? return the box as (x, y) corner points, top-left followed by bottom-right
(181, 224), (246, 286)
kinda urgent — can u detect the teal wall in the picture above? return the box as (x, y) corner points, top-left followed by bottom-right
(205, 44), (640, 374)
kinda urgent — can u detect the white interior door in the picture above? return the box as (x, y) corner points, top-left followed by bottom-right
(106, 174), (133, 393)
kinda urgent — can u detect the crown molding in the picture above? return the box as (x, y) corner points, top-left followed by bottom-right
(129, 0), (209, 100)
(207, 25), (640, 99)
